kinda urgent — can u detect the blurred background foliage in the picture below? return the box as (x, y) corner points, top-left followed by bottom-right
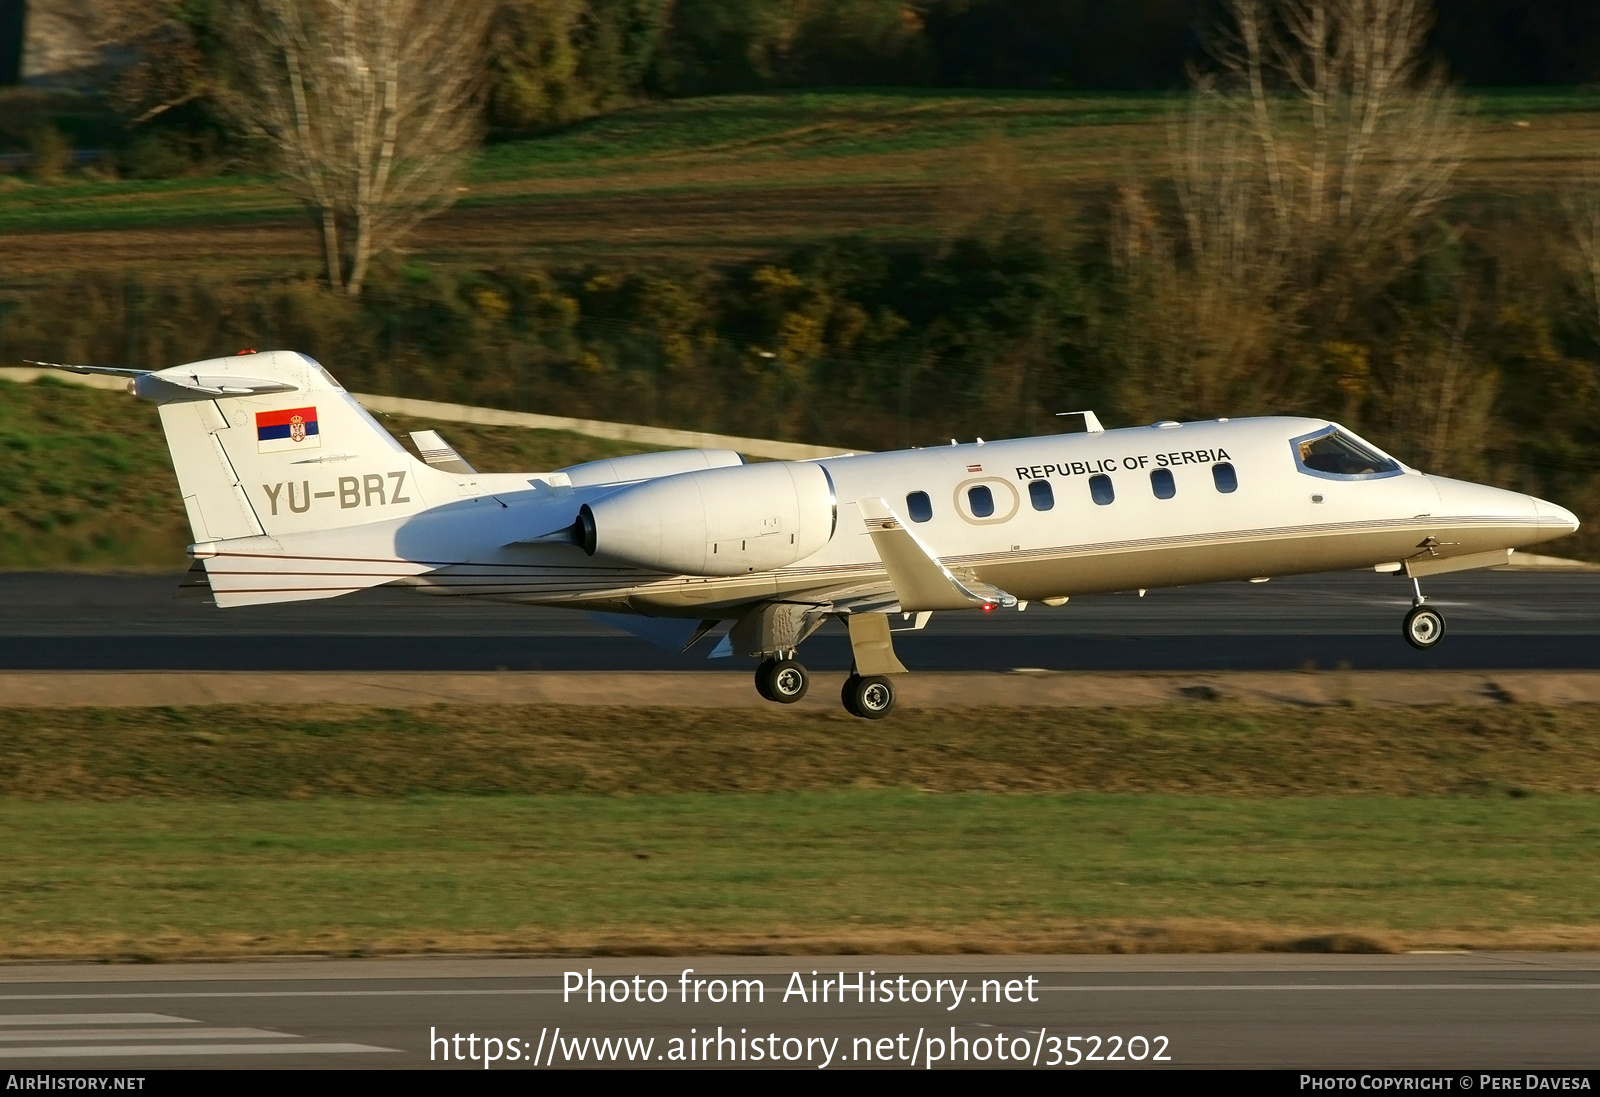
(6, 202), (1600, 559)
(3, 0), (1600, 560)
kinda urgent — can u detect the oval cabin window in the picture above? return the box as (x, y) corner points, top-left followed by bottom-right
(1028, 479), (1054, 511)
(906, 491), (933, 523)
(1089, 474), (1115, 506)
(1150, 468), (1176, 499)
(1212, 462), (1238, 493)
(968, 484), (995, 518)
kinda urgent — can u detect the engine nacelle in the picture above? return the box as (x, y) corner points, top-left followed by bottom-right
(559, 448), (744, 488)
(579, 461), (836, 576)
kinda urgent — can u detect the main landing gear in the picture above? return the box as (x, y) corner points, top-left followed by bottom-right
(841, 674), (896, 719)
(754, 655), (810, 703)
(751, 658), (899, 719)
(752, 612), (908, 718)
(1402, 577), (1446, 651)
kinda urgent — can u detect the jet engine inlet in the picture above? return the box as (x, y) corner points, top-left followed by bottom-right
(581, 462), (835, 576)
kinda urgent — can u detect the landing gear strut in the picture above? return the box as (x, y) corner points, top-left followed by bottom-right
(1402, 577), (1445, 650)
(755, 655), (809, 703)
(750, 613), (908, 717)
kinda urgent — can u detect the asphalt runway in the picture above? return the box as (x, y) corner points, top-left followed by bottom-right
(0, 955), (1595, 1070)
(0, 570), (1597, 672)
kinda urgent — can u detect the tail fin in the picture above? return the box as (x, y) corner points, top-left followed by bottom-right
(134, 351), (452, 606)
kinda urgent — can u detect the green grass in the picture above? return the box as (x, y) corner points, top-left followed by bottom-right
(4, 791), (1598, 958)
(0, 377), (663, 568)
(6, 702), (1600, 957)
(6, 703), (1600, 800)
(471, 91), (1178, 179)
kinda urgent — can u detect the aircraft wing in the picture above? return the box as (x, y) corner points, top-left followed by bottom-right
(856, 497), (1017, 612)
(588, 612), (720, 654)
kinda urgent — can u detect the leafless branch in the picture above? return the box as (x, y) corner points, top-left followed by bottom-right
(220, 0), (492, 295)
(1563, 157), (1600, 348)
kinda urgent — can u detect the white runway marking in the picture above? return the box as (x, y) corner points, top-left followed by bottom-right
(0, 1027), (294, 1042)
(0, 1012), (193, 1025)
(1036, 991), (1600, 997)
(0, 989), (557, 1001)
(0, 1012), (397, 1060)
(2, 981), (1598, 1006)
(0, 1043), (395, 1059)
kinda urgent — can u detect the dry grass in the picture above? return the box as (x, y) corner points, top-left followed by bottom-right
(22, 923), (1600, 963)
(6, 702), (1600, 960)
(6, 703), (1600, 799)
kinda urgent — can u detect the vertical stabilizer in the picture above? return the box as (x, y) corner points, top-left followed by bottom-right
(132, 351), (458, 606)
(136, 351), (445, 541)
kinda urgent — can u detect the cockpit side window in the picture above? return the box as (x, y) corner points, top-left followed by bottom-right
(1290, 427), (1402, 480)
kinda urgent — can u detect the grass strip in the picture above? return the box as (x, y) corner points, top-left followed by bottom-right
(0, 378), (658, 568)
(4, 791), (1598, 959)
(5, 704), (1600, 799)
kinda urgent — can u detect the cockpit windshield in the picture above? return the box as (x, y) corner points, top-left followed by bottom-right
(1292, 428), (1401, 479)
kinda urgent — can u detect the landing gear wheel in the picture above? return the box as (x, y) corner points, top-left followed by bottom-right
(758, 658), (809, 704)
(841, 674), (896, 720)
(754, 658), (778, 701)
(1403, 605), (1445, 650)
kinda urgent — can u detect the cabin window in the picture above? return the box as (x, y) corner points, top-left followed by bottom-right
(906, 491), (933, 523)
(1150, 468), (1176, 499)
(1212, 462), (1238, 493)
(1028, 479), (1054, 511)
(1089, 474), (1115, 506)
(1292, 427), (1402, 479)
(968, 484), (995, 518)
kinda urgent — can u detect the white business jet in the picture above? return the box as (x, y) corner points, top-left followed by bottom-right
(41, 350), (1580, 718)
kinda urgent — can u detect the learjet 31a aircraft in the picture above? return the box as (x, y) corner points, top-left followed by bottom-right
(42, 350), (1581, 718)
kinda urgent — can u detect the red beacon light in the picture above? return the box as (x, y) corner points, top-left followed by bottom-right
(236, 348), (257, 355)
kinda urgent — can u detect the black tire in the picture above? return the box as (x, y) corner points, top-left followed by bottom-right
(842, 674), (896, 720)
(1403, 605), (1445, 650)
(753, 658), (778, 702)
(841, 674), (863, 718)
(766, 659), (809, 703)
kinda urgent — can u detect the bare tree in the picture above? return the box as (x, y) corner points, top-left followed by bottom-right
(1564, 157), (1600, 349)
(221, 0), (492, 296)
(1205, 0), (1468, 279)
(90, 1), (214, 125)
(1107, 0), (1474, 426)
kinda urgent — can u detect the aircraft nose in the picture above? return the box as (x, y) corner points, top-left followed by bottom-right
(1532, 496), (1581, 537)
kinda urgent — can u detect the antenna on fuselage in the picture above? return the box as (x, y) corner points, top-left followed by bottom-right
(1055, 410), (1106, 434)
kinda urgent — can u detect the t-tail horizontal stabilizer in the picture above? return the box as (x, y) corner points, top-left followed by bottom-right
(856, 496), (1018, 612)
(34, 359), (298, 400)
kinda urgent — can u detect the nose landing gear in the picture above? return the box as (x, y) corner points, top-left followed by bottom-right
(1402, 577), (1446, 650)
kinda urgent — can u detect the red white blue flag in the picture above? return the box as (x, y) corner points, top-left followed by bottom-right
(256, 406), (320, 453)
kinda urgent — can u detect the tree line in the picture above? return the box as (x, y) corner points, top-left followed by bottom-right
(4, 0), (1600, 558)
(9, 1), (1600, 103)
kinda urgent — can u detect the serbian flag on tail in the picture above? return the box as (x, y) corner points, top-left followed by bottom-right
(256, 406), (320, 453)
